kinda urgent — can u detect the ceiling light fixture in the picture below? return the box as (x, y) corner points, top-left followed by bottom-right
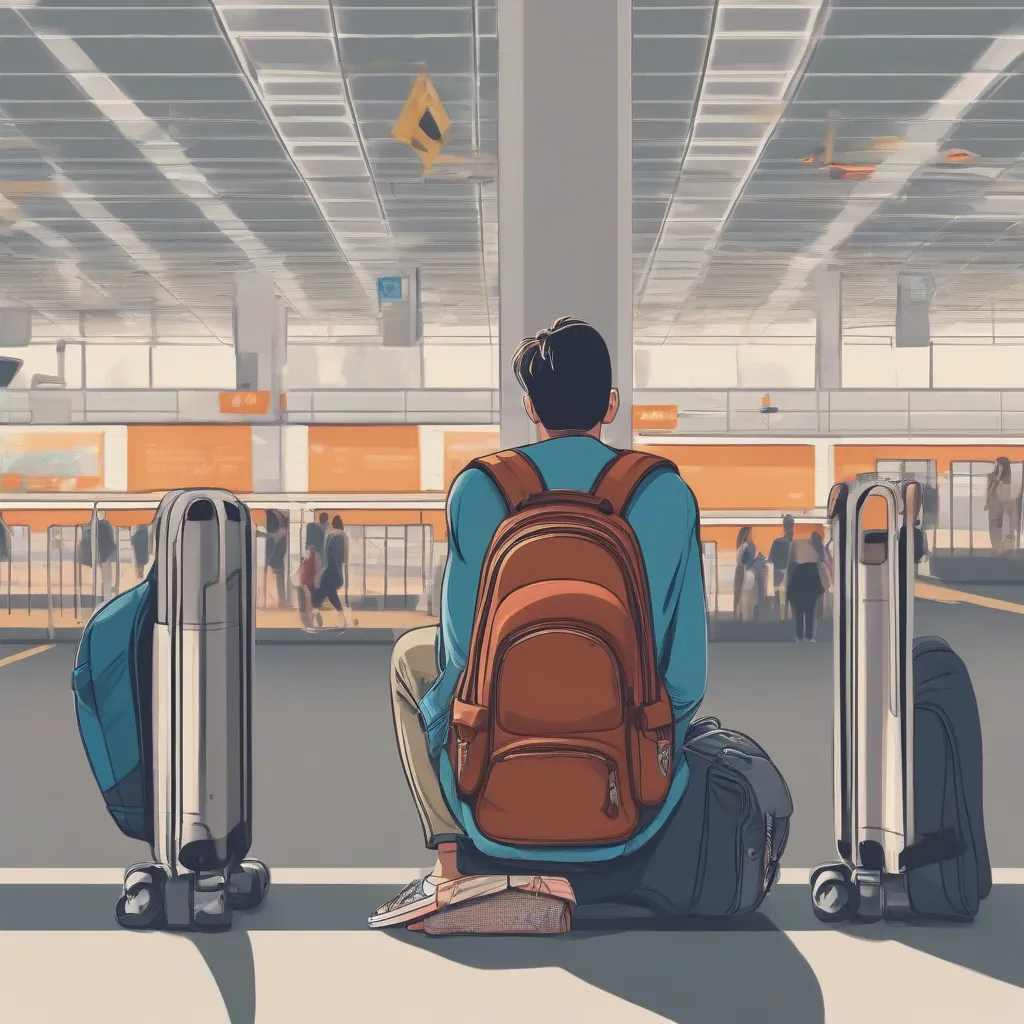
(748, 31), (1024, 331)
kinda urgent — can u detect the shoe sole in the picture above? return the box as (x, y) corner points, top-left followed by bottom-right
(368, 875), (574, 930)
(422, 890), (573, 936)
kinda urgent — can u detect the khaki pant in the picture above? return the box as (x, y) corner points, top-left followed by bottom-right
(390, 625), (466, 849)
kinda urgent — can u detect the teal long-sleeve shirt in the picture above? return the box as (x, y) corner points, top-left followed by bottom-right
(417, 434), (708, 863)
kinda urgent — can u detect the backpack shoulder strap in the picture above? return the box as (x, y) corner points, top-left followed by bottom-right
(591, 450), (678, 516)
(468, 449), (546, 514)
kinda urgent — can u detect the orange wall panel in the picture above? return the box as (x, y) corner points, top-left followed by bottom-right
(2, 510), (93, 531)
(639, 445), (816, 510)
(834, 444), (1024, 482)
(127, 426), (253, 493)
(443, 430), (500, 489)
(421, 510), (447, 543)
(308, 426), (420, 493)
(104, 510), (154, 528)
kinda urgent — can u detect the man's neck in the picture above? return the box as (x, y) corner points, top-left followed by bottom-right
(534, 427), (602, 443)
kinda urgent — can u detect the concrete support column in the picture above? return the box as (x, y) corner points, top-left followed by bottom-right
(498, 0), (633, 450)
(233, 270), (287, 414)
(813, 265), (842, 391)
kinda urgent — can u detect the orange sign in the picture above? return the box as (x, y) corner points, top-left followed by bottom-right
(127, 425), (253, 493)
(443, 430), (499, 489)
(219, 391), (271, 415)
(632, 405), (678, 431)
(308, 426), (420, 493)
(391, 73), (452, 174)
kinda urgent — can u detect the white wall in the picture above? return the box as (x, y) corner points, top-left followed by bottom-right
(637, 344), (816, 389)
(932, 345), (1024, 388)
(423, 345), (497, 389)
(151, 344), (236, 389)
(85, 344), (150, 388)
(0, 343), (83, 388)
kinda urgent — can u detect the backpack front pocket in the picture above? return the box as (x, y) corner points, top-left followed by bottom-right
(475, 744), (638, 846)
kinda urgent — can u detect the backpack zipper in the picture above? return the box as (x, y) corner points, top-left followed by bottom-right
(463, 514), (658, 707)
(498, 748), (622, 820)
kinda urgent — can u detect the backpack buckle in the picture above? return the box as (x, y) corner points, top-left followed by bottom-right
(657, 739), (671, 777)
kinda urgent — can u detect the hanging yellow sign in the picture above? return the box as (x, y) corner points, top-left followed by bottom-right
(391, 73), (451, 174)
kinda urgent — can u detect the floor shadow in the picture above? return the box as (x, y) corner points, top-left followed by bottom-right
(834, 885), (1024, 991)
(756, 883), (1024, 991)
(387, 906), (826, 1024)
(5, 882), (1023, 1004)
(184, 929), (257, 1024)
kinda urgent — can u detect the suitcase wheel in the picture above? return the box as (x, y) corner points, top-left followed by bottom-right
(810, 864), (859, 924)
(227, 859), (271, 912)
(114, 865), (167, 930)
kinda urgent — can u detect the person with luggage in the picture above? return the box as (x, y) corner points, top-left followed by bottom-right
(294, 541), (322, 629)
(810, 530), (832, 621)
(304, 516), (349, 629)
(370, 317), (791, 935)
(264, 509), (289, 608)
(768, 515), (795, 619)
(786, 535), (826, 642)
(320, 515), (348, 617)
(984, 457), (1015, 554)
(733, 526), (757, 619)
(306, 512), (329, 560)
(129, 524), (149, 581)
(77, 516), (118, 605)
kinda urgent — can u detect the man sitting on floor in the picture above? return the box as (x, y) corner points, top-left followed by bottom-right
(369, 316), (707, 933)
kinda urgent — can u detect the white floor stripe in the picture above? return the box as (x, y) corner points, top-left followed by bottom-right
(1, 866), (1023, 886)
(779, 867), (1024, 885)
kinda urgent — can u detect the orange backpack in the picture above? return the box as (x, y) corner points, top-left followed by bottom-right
(449, 448), (681, 847)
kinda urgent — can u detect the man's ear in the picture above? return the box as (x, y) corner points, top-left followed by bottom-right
(524, 395), (540, 424)
(602, 388), (619, 425)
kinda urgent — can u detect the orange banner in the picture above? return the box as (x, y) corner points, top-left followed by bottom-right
(127, 425), (253, 493)
(443, 429), (499, 489)
(0, 430), (103, 492)
(219, 391), (271, 415)
(642, 444), (815, 511)
(633, 405), (678, 431)
(308, 426), (420, 493)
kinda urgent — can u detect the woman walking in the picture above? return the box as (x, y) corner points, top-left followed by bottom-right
(786, 536), (826, 642)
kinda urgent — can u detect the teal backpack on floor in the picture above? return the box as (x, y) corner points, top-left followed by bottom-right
(71, 577), (156, 842)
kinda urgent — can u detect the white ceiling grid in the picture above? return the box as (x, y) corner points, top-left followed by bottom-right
(0, 1), (1022, 350)
(635, 0), (826, 342)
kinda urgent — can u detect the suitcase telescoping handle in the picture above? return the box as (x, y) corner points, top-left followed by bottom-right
(829, 478), (917, 858)
(852, 482), (903, 721)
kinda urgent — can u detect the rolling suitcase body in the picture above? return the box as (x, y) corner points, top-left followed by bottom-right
(73, 489), (270, 931)
(810, 480), (990, 923)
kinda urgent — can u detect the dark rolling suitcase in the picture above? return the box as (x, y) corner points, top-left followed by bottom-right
(73, 489), (270, 931)
(810, 479), (991, 923)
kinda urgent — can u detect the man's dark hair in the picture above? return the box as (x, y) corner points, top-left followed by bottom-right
(512, 316), (612, 431)
(332, 515), (344, 530)
(318, 512), (329, 524)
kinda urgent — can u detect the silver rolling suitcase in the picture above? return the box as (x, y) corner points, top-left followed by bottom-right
(118, 489), (270, 931)
(810, 479), (921, 922)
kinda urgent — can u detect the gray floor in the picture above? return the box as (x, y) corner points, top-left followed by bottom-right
(0, 598), (1021, 870)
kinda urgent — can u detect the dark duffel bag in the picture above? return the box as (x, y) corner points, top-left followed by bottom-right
(905, 637), (992, 919)
(458, 717), (794, 919)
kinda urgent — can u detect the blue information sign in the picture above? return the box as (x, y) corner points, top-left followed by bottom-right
(377, 276), (403, 303)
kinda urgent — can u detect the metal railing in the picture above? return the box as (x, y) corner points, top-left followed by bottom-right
(0, 497), (827, 639)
